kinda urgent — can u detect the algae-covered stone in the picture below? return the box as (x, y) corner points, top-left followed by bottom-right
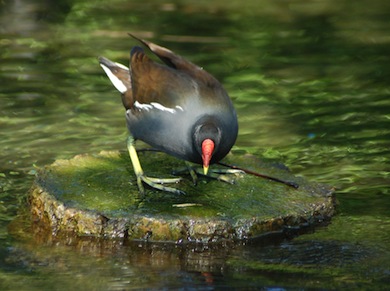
(28, 150), (336, 243)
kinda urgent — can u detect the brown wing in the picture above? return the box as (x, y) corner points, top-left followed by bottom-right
(129, 34), (221, 91)
(100, 35), (230, 110)
(129, 46), (198, 108)
(129, 35), (229, 110)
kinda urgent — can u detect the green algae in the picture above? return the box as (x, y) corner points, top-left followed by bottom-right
(29, 150), (335, 242)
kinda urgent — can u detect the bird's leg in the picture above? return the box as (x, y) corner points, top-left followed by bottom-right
(126, 136), (184, 195)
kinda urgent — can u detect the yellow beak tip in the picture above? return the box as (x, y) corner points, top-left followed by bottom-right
(203, 166), (209, 175)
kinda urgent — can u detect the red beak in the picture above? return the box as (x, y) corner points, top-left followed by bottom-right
(201, 139), (214, 175)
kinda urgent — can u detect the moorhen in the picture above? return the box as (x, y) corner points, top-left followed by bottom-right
(99, 34), (238, 194)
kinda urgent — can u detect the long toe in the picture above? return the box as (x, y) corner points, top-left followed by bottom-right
(140, 175), (186, 195)
(197, 167), (245, 184)
(171, 164), (199, 186)
(146, 177), (182, 184)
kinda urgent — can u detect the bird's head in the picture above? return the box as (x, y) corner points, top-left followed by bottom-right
(193, 118), (221, 175)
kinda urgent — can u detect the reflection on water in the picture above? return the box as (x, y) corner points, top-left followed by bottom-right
(1, 0), (390, 289)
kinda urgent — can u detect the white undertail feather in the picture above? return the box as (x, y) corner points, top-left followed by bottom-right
(100, 63), (128, 94)
(114, 62), (130, 70)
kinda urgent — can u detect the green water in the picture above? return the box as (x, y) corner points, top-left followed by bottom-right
(1, 0), (389, 289)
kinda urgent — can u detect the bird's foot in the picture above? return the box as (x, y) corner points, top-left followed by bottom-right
(127, 136), (185, 195)
(206, 168), (245, 184)
(136, 174), (185, 196)
(173, 164), (245, 185)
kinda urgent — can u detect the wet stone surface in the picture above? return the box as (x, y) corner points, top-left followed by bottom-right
(28, 150), (336, 243)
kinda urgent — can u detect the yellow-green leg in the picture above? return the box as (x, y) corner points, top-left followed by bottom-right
(126, 136), (184, 195)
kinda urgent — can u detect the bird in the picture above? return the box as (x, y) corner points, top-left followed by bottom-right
(99, 34), (238, 195)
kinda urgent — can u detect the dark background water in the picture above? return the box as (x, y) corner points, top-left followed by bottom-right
(1, 0), (389, 289)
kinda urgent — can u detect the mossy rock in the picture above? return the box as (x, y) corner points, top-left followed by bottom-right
(28, 150), (336, 243)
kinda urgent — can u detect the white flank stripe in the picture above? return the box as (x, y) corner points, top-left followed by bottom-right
(150, 102), (176, 113)
(134, 101), (181, 114)
(100, 64), (128, 93)
(134, 101), (153, 111)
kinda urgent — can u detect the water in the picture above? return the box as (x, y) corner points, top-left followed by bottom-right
(1, 0), (389, 289)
